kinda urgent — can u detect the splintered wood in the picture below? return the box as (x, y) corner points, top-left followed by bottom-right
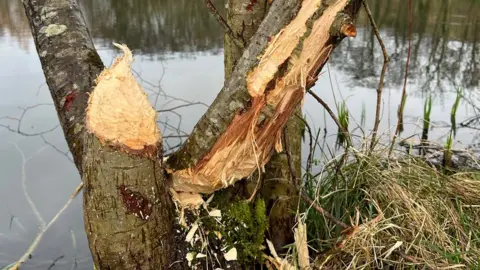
(170, 0), (352, 194)
(87, 0), (355, 200)
(86, 43), (160, 153)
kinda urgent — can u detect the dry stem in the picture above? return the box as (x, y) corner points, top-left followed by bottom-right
(389, 0), (412, 157)
(362, 0), (390, 153)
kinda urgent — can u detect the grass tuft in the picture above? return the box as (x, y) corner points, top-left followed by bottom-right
(303, 151), (480, 269)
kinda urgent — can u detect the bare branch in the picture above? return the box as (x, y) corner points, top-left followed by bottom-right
(0, 104), (58, 136)
(307, 89), (352, 148)
(11, 182), (84, 270)
(203, 0), (245, 49)
(362, 0), (390, 152)
(157, 102), (207, 113)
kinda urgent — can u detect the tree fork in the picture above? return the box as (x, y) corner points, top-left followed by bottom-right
(167, 0), (362, 195)
(222, 0), (302, 252)
(22, 0), (362, 268)
(22, 1), (176, 268)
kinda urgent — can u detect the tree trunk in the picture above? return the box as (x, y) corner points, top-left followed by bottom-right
(81, 44), (175, 268)
(22, 1), (176, 269)
(22, 0), (104, 173)
(83, 137), (173, 269)
(23, 0), (362, 268)
(165, 0), (361, 197)
(223, 0), (302, 253)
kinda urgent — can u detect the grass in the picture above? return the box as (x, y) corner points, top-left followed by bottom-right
(301, 150), (480, 269)
(336, 101), (350, 148)
(421, 95), (432, 142)
(451, 89), (463, 138)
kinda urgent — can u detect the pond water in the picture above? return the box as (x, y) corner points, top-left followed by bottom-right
(0, 0), (478, 269)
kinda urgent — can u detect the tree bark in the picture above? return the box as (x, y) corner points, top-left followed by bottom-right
(22, 1), (176, 269)
(83, 137), (173, 269)
(223, 0), (268, 80)
(166, 0), (361, 196)
(222, 0), (302, 253)
(22, 0), (104, 173)
(23, 0), (362, 268)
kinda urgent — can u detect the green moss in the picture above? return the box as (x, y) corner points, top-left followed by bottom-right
(224, 199), (268, 263)
(200, 193), (269, 266)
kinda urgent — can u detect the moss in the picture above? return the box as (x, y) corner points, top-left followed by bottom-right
(223, 198), (268, 264)
(197, 192), (269, 266)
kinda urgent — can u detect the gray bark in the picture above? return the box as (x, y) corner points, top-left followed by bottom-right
(22, 0), (104, 173)
(22, 1), (176, 269)
(223, 0), (301, 253)
(83, 137), (174, 269)
(166, 0), (301, 170)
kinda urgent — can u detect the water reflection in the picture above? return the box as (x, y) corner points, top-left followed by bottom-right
(0, 0), (479, 269)
(2, 0), (477, 92)
(332, 0), (479, 96)
(0, 0), (31, 50)
(81, 0), (225, 56)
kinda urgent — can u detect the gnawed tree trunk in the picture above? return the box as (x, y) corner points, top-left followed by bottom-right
(22, 1), (176, 268)
(166, 0), (360, 196)
(82, 45), (174, 268)
(23, 0), (361, 268)
(223, 0), (302, 253)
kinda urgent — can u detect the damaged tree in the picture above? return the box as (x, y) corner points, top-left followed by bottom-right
(22, 0), (361, 268)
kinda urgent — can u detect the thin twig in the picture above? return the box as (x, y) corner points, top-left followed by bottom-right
(11, 142), (47, 228)
(157, 102), (207, 113)
(47, 255), (65, 270)
(0, 104), (58, 137)
(307, 90), (351, 146)
(389, 0), (412, 157)
(203, 0), (245, 49)
(300, 192), (349, 229)
(283, 127), (349, 229)
(362, 0), (390, 152)
(11, 182), (84, 270)
(40, 135), (74, 163)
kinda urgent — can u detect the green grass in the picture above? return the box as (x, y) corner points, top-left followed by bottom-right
(450, 88), (463, 137)
(302, 151), (480, 269)
(422, 95), (432, 141)
(336, 101), (350, 147)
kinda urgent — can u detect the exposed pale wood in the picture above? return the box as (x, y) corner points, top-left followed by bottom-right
(86, 44), (160, 153)
(83, 45), (174, 269)
(169, 0), (362, 194)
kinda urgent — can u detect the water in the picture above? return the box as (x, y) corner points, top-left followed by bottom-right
(0, 0), (478, 268)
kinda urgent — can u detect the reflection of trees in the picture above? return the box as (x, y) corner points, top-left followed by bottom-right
(330, 0), (479, 97)
(0, 0), (225, 55)
(80, 0), (225, 55)
(0, 0), (31, 51)
(1, 0), (478, 86)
